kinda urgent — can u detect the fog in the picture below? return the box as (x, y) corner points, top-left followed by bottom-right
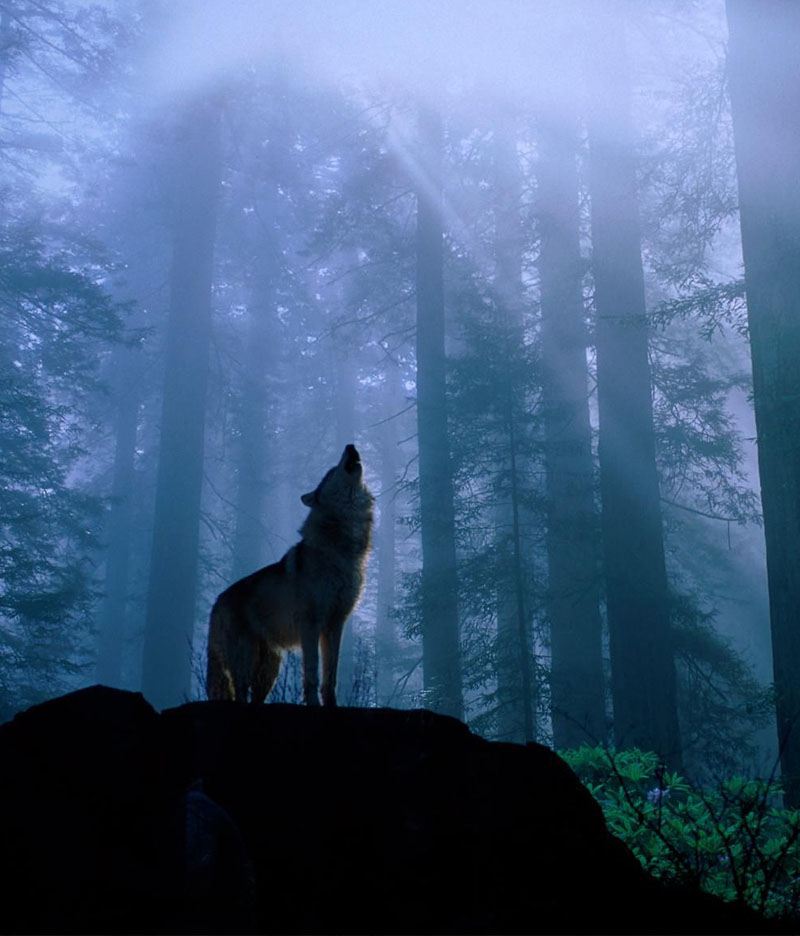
(145, 1), (563, 100)
(3, 0), (795, 787)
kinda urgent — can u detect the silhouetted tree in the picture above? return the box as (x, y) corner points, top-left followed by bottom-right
(538, 111), (607, 750)
(586, 3), (681, 767)
(491, 116), (536, 742)
(95, 350), (139, 688)
(141, 96), (222, 709)
(726, 0), (800, 804)
(375, 363), (401, 705)
(415, 107), (463, 720)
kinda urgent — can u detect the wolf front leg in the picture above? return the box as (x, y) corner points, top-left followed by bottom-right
(250, 643), (283, 704)
(320, 618), (346, 707)
(206, 644), (232, 701)
(300, 624), (321, 705)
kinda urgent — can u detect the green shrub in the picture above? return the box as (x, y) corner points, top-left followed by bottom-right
(561, 745), (800, 918)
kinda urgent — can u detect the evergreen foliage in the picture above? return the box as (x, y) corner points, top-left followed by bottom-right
(0, 219), (127, 718)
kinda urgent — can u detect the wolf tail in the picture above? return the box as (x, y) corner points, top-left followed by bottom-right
(206, 600), (235, 701)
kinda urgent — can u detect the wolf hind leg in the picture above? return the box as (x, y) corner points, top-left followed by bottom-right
(250, 643), (282, 704)
(207, 601), (235, 700)
(300, 621), (321, 706)
(206, 643), (233, 701)
(232, 673), (250, 703)
(226, 631), (258, 702)
(320, 618), (346, 708)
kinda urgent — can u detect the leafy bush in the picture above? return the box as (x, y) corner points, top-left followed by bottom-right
(561, 745), (800, 919)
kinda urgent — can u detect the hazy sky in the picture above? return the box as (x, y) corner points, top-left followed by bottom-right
(145, 0), (582, 106)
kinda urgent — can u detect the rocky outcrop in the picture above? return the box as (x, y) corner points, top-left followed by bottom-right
(0, 686), (775, 933)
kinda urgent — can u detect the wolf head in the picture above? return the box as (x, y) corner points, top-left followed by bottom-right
(301, 444), (370, 512)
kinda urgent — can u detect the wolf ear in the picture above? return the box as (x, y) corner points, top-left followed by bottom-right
(301, 492), (314, 507)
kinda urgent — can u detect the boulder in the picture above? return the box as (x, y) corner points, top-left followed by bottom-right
(0, 686), (777, 933)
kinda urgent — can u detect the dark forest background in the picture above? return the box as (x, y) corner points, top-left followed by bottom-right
(2, 0), (799, 807)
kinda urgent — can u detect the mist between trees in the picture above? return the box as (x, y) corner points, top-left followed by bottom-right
(1, 0), (799, 801)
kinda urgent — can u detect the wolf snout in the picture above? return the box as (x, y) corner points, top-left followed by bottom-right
(341, 444), (361, 472)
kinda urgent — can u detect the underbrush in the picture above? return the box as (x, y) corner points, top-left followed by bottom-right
(561, 745), (800, 919)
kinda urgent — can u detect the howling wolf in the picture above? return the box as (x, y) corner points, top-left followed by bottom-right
(206, 444), (373, 706)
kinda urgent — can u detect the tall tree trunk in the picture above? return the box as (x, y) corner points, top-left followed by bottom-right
(586, 5), (682, 766)
(0, 9), (12, 111)
(96, 354), (139, 688)
(141, 98), (222, 709)
(538, 114), (607, 750)
(231, 69), (287, 582)
(415, 107), (463, 720)
(503, 400), (536, 742)
(335, 351), (358, 701)
(231, 304), (272, 582)
(726, 0), (800, 804)
(375, 363), (400, 706)
(493, 119), (535, 742)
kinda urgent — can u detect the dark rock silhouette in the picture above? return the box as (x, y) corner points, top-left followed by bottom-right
(0, 685), (778, 934)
